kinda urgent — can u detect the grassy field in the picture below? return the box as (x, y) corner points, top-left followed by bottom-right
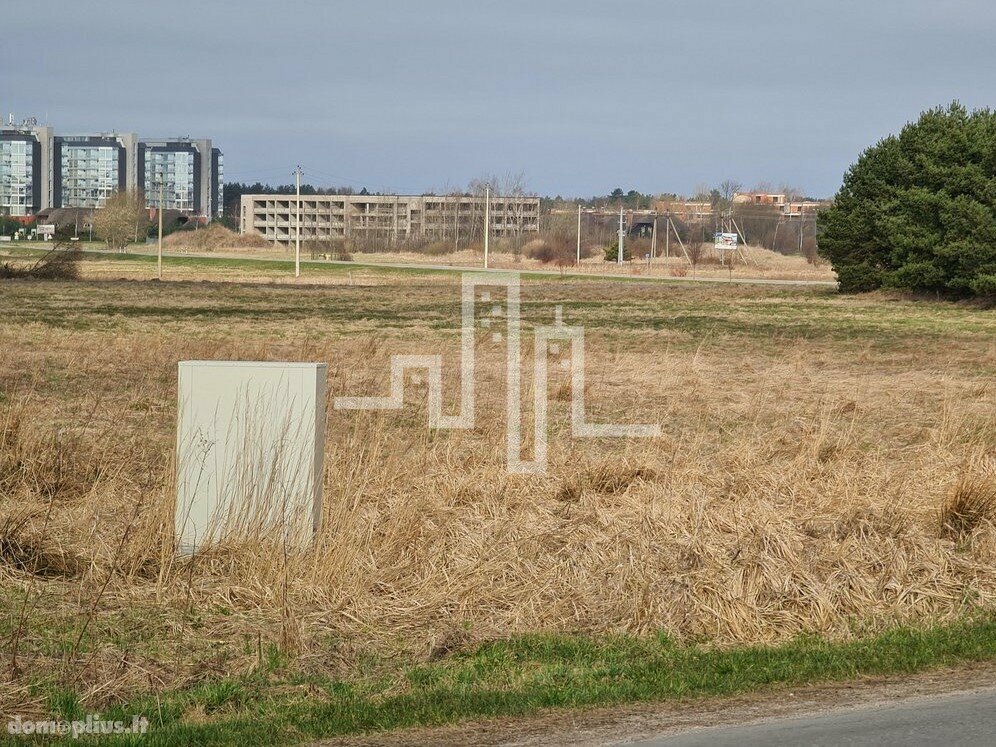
(2, 239), (836, 284)
(0, 251), (994, 743)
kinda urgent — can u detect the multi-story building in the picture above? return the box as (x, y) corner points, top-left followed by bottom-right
(53, 132), (138, 209)
(139, 138), (223, 217)
(0, 119), (53, 216)
(239, 193), (540, 246)
(0, 115), (223, 220)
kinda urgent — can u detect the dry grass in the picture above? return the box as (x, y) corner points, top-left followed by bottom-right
(941, 473), (996, 541)
(128, 238), (835, 282)
(0, 269), (993, 717)
(361, 244), (836, 282)
(0, 246), (82, 281)
(163, 223), (271, 251)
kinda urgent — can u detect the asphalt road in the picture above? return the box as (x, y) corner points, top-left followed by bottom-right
(630, 687), (996, 746)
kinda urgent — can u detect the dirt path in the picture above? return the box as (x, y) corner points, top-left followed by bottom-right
(313, 663), (996, 746)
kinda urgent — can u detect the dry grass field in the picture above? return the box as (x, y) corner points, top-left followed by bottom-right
(135, 229), (837, 284)
(0, 252), (993, 739)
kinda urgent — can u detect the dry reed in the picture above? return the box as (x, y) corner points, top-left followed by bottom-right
(0, 275), (993, 714)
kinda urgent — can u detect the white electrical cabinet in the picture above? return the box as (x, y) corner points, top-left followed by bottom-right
(175, 361), (326, 554)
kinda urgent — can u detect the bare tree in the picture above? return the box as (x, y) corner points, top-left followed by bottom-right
(466, 172), (533, 249)
(91, 191), (149, 253)
(718, 179), (743, 204)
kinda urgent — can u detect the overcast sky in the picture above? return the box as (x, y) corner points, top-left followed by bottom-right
(3, 0), (995, 198)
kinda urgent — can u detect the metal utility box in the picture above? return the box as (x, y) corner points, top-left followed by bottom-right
(175, 361), (326, 554)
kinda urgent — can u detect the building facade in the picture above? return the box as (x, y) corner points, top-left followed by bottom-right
(53, 133), (138, 209)
(211, 148), (223, 218)
(139, 138), (222, 217)
(239, 193), (540, 246)
(0, 120), (53, 216)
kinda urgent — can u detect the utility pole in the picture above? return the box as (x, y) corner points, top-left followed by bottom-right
(483, 185), (490, 269)
(617, 204), (625, 265)
(157, 180), (164, 281)
(294, 165), (302, 278)
(650, 213), (658, 260)
(665, 212), (670, 259)
(576, 203), (582, 266)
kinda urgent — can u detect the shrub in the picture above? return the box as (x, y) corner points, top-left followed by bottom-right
(834, 263), (884, 294)
(969, 274), (996, 297)
(0, 246), (82, 281)
(527, 236), (575, 266)
(422, 241), (455, 257)
(603, 239), (632, 262)
(819, 103), (996, 298)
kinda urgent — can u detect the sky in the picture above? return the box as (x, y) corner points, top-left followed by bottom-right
(3, 0), (996, 199)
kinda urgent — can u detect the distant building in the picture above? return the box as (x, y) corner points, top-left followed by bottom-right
(654, 199), (715, 222)
(732, 192), (824, 217)
(0, 118), (53, 216)
(733, 191), (787, 207)
(239, 193), (540, 246)
(54, 133), (138, 209)
(139, 138), (223, 217)
(0, 114), (223, 220)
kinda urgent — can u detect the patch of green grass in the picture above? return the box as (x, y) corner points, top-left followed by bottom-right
(21, 614), (996, 745)
(78, 247), (454, 278)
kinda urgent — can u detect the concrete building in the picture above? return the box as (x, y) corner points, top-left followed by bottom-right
(239, 193), (540, 246)
(0, 118), (53, 216)
(139, 138), (223, 217)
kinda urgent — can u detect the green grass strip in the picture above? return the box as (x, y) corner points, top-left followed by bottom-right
(22, 614), (996, 745)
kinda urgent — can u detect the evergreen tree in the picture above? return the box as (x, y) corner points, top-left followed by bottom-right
(819, 103), (996, 297)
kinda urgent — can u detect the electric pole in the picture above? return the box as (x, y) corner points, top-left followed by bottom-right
(157, 180), (164, 281)
(617, 204), (625, 265)
(576, 203), (582, 266)
(483, 185), (490, 269)
(294, 166), (302, 278)
(665, 212), (670, 259)
(650, 213), (658, 260)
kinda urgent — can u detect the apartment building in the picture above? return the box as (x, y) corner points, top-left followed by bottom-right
(0, 115), (223, 219)
(53, 133), (138, 209)
(139, 138), (223, 217)
(0, 119), (53, 216)
(240, 193), (540, 245)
